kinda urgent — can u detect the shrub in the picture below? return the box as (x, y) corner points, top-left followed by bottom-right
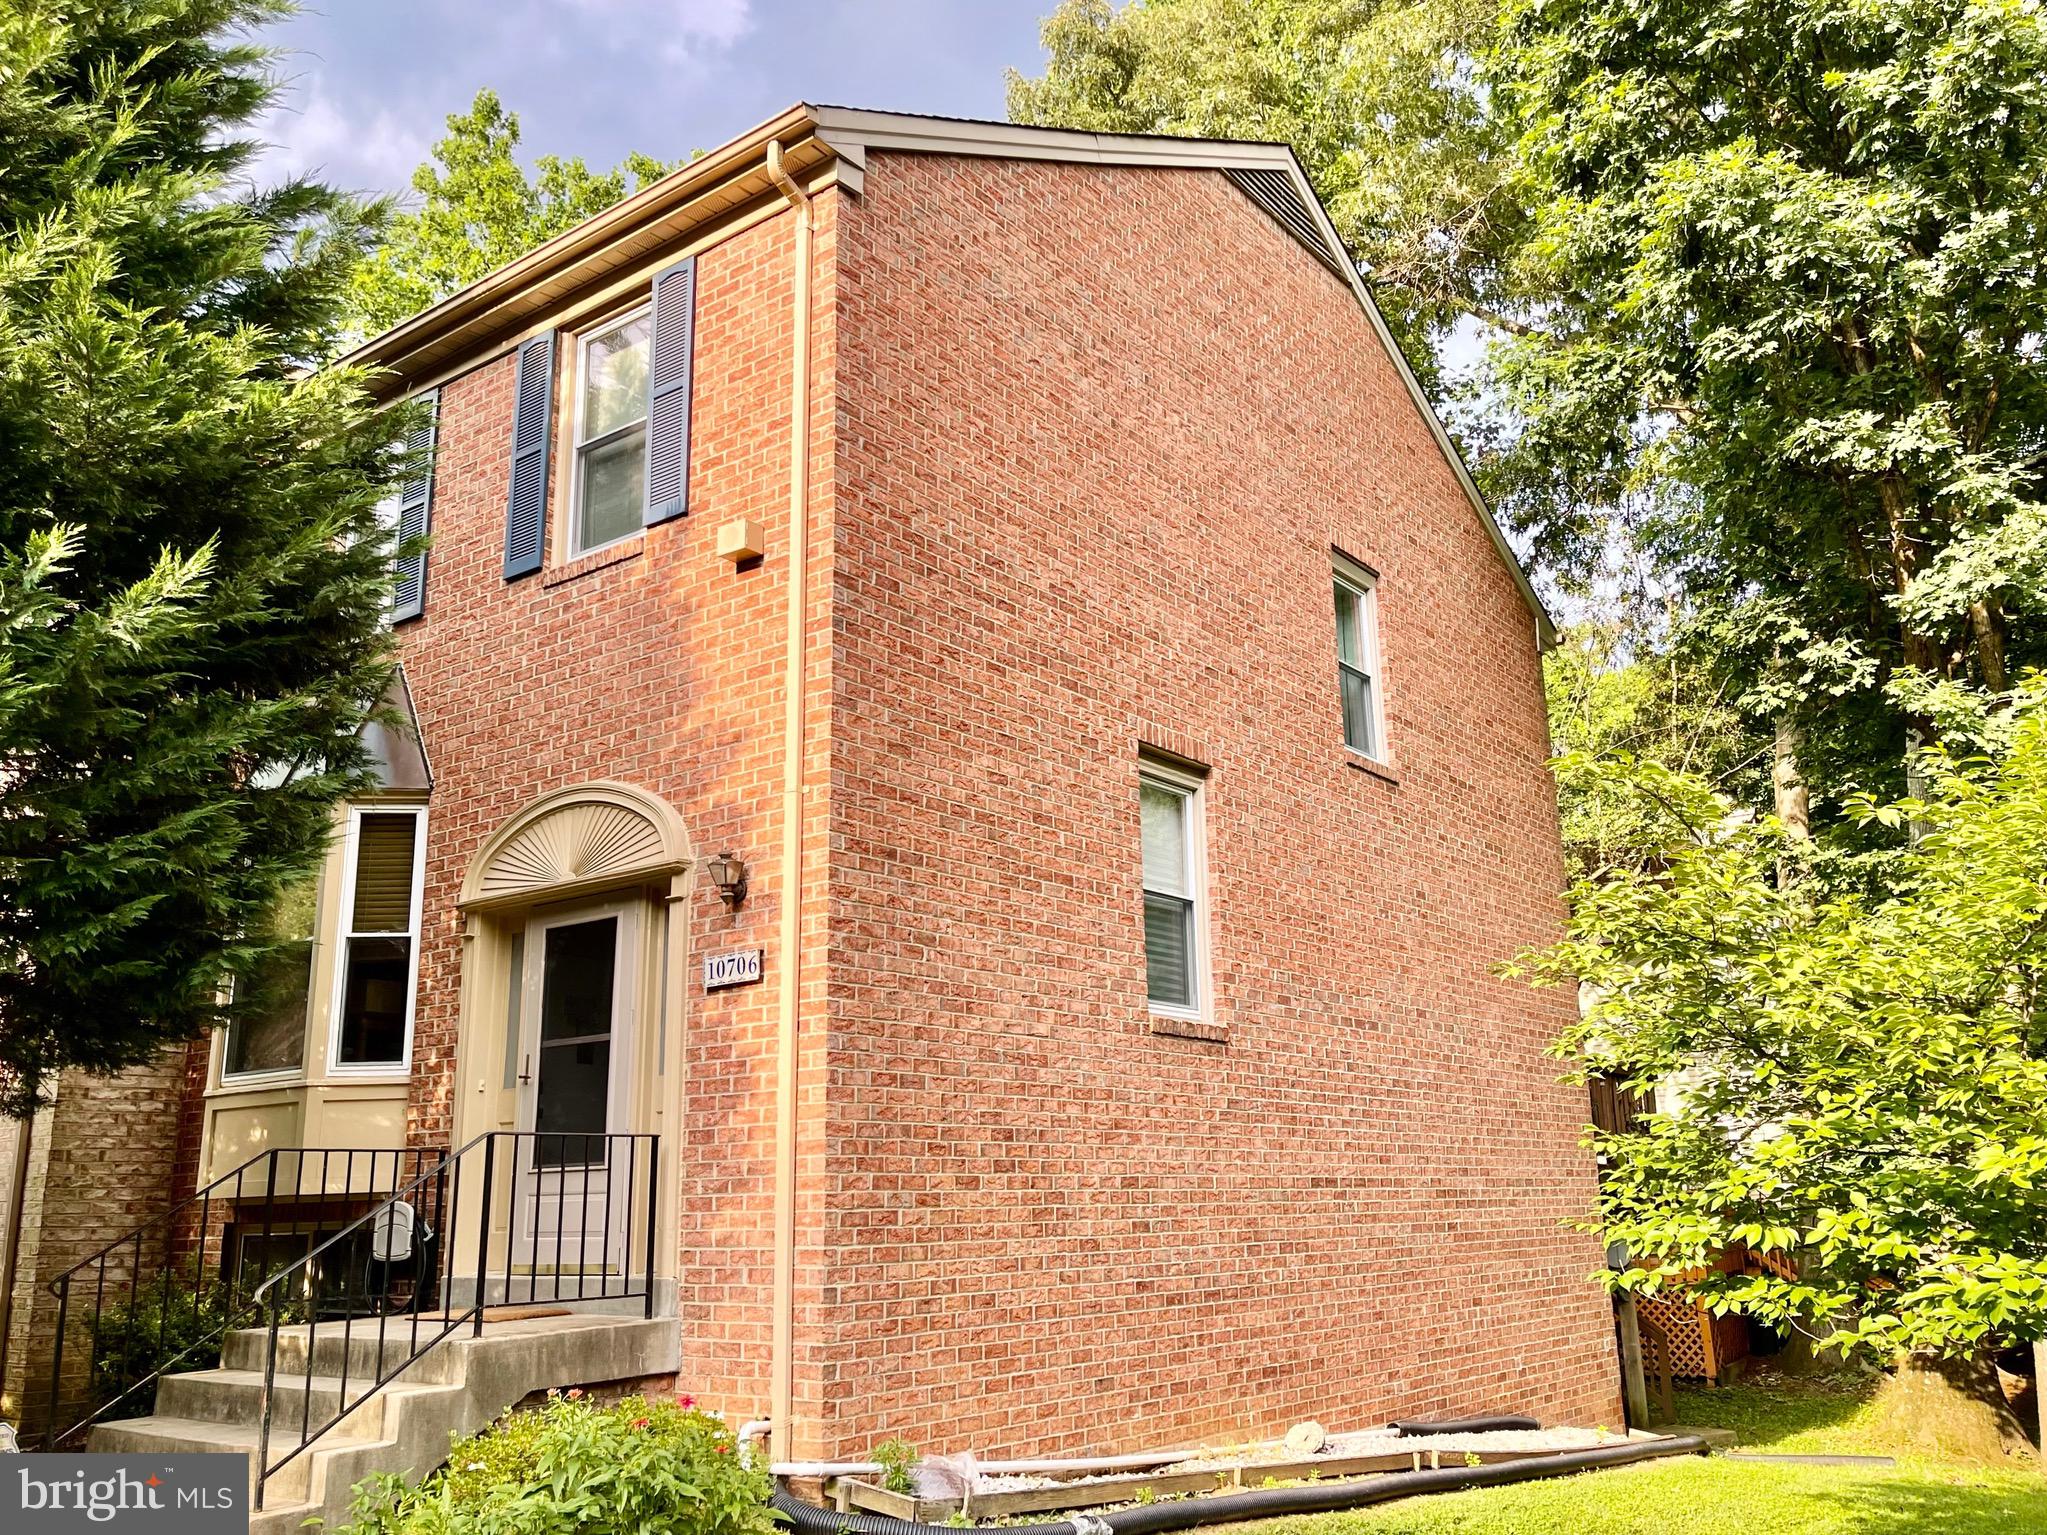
(339, 1392), (775, 1535)
(90, 1276), (229, 1411)
(871, 1436), (919, 1496)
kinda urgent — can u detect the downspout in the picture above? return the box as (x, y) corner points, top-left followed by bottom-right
(764, 136), (814, 1468)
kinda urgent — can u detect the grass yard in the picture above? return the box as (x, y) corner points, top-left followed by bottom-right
(1228, 1374), (2047, 1535)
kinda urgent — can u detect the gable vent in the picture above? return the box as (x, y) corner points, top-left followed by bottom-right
(1225, 167), (1349, 280)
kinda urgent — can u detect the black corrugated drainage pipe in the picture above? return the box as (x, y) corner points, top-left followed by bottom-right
(771, 1435), (1709, 1535)
(1387, 1416), (1540, 1437)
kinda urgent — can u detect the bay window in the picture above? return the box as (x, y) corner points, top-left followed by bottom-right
(330, 806), (426, 1072)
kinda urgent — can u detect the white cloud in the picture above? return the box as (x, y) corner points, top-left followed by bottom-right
(257, 75), (431, 196)
(556, 0), (754, 61)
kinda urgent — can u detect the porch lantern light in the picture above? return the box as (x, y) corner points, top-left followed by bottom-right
(705, 849), (749, 908)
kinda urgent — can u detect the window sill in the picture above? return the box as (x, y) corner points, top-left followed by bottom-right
(544, 536), (644, 587)
(209, 1073), (304, 1097)
(1149, 1012), (1228, 1043)
(1344, 750), (1401, 785)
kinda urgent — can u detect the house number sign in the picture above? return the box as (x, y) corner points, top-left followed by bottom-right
(703, 947), (764, 991)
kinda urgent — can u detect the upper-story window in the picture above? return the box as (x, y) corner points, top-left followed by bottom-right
(570, 307), (652, 558)
(330, 806), (427, 1072)
(1333, 555), (1387, 761)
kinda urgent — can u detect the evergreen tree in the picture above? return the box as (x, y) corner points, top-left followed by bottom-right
(0, 0), (406, 1115)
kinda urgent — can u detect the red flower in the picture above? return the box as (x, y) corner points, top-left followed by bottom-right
(566, 1388), (585, 1401)
(715, 1442), (732, 1455)
(632, 1417), (651, 1431)
(677, 1392), (696, 1409)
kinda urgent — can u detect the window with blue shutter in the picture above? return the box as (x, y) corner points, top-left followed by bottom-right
(389, 390), (437, 622)
(504, 331), (556, 579)
(644, 257), (697, 525)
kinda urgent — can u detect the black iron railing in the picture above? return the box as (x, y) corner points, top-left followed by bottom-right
(42, 1146), (444, 1449)
(250, 1130), (658, 1510)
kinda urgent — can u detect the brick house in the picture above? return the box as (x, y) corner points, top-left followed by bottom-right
(2, 105), (1618, 1478)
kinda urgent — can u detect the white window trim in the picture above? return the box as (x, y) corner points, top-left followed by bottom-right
(325, 803), (427, 1078)
(1333, 553), (1389, 764)
(565, 303), (652, 561)
(1139, 757), (1211, 1025)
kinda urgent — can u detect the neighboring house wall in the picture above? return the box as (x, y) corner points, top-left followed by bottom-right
(389, 193), (843, 1431)
(816, 151), (1616, 1453)
(0, 1054), (188, 1437)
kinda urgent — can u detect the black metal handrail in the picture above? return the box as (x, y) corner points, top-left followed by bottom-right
(250, 1130), (658, 1511)
(41, 1146), (444, 1449)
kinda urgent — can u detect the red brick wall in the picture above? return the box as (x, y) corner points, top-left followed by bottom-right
(390, 194), (841, 1426)
(814, 152), (1617, 1456)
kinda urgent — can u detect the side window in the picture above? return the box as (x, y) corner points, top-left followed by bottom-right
(1333, 557), (1386, 760)
(330, 807), (426, 1072)
(222, 872), (317, 1079)
(569, 308), (652, 558)
(1139, 762), (1207, 1018)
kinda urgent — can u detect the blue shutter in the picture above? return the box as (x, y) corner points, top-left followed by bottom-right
(503, 332), (556, 578)
(389, 390), (437, 622)
(643, 258), (696, 526)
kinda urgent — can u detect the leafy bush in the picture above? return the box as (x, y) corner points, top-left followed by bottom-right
(90, 1277), (229, 1411)
(339, 1392), (775, 1535)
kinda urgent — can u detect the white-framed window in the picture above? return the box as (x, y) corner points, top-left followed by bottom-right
(1333, 555), (1387, 760)
(221, 870), (319, 1081)
(327, 805), (427, 1074)
(1139, 759), (1208, 1018)
(568, 305), (652, 558)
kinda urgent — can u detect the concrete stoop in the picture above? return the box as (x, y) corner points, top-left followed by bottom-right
(89, 1312), (677, 1535)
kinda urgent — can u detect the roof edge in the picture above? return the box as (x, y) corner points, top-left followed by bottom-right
(342, 103), (1553, 646)
(801, 108), (1555, 647)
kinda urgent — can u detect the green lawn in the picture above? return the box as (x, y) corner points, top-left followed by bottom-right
(1226, 1376), (2046, 1535)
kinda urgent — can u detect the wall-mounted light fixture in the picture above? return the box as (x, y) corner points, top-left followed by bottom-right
(704, 849), (749, 908)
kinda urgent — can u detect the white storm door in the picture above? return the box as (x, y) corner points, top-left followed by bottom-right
(511, 904), (636, 1285)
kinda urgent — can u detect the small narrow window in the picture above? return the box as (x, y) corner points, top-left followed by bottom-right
(223, 873), (318, 1079)
(1139, 764), (1205, 1016)
(331, 807), (425, 1071)
(1333, 559), (1385, 759)
(570, 308), (652, 557)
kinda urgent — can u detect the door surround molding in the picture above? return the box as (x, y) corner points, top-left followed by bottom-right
(460, 780), (694, 912)
(449, 780), (693, 1313)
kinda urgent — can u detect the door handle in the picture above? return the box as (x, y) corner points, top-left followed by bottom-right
(518, 1053), (532, 1086)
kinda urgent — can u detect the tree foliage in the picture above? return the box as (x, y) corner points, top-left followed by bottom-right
(1491, 0), (2047, 787)
(349, 89), (675, 335)
(0, 0), (403, 1115)
(1008, 0), (1531, 386)
(1515, 681), (2047, 1358)
(1545, 619), (1767, 874)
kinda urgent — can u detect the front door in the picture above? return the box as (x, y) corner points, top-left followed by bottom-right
(511, 905), (636, 1287)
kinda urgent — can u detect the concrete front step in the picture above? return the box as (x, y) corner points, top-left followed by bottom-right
(91, 1314), (678, 1535)
(88, 1415), (318, 1506)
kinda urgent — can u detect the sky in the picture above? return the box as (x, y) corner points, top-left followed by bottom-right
(258, 1), (1058, 201)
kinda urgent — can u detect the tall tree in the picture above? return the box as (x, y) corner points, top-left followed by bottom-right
(1490, 0), (2047, 798)
(0, 0), (405, 1116)
(1518, 684), (2047, 1444)
(350, 90), (676, 335)
(1544, 618), (1768, 874)
(1008, 0), (1531, 388)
